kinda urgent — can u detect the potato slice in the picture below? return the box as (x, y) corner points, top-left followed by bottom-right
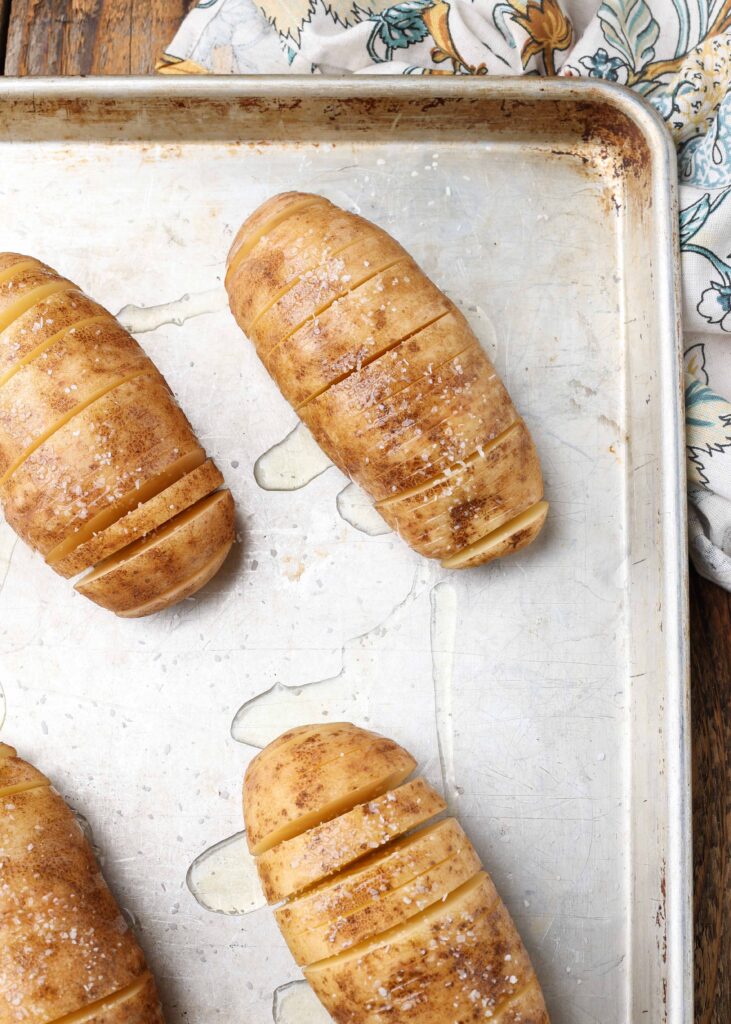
(268, 262), (450, 408)
(51, 459), (224, 579)
(251, 236), (409, 359)
(0, 292), (108, 387)
(75, 489), (235, 614)
(0, 745), (49, 797)
(244, 723), (416, 856)
(59, 976), (164, 1024)
(0, 262), (73, 340)
(0, 319), (155, 478)
(117, 540), (233, 619)
(0, 784), (147, 1023)
(0, 375), (201, 556)
(257, 776), (446, 904)
(276, 818), (481, 965)
(377, 421), (543, 559)
(45, 447), (206, 567)
(226, 192), (326, 281)
(442, 500), (549, 570)
(227, 204), (372, 327)
(306, 872), (549, 1023)
(318, 344), (518, 501)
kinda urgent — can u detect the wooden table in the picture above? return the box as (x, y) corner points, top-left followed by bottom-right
(0, 3), (728, 1020)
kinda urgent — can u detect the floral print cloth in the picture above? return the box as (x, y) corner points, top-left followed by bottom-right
(162, 0), (731, 587)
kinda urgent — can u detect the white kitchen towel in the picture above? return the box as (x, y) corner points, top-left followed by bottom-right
(162, 2), (731, 587)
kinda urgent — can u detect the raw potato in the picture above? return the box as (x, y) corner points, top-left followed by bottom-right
(0, 743), (164, 1024)
(244, 723), (416, 856)
(53, 459), (224, 579)
(257, 776), (446, 903)
(306, 873), (548, 1024)
(276, 818), (481, 965)
(226, 193), (547, 568)
(76, 489), (235, 614)
(243, 724), (549, 1024)
(0, 254), (235, 615)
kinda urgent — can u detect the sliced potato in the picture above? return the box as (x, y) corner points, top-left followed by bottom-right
(244, 723), (416, 856)
(376, 421), (544, 559)
(52, 459), (224, 578)
(0, 783), (147, 1022)
(306, 872), (549, 1023)
(0, 374), (201, 556)
(117, 540), (233, 619)
(0, 319), (154, 477)
(0, 745), (49, 797)
(252, 235), (409, 359)
(0, 291), (108, 386)
(268, 261), (450, 408)
(442, 500), (549, 570)
(257, 776), (446, 904)
(66, 976), (164, 1024)
(226, 192), (326, 281)
(276, 818), (481, 965)
(45, 447), (206, 567)
(76, 489), (235, 614)
(322, 344), (518, 501)
(0, 263), (73, 339)
(227, 203), (371, 327)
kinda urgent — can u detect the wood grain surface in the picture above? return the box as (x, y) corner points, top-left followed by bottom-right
(3, 0), (191, 74)
(0, 3), (729, 1021)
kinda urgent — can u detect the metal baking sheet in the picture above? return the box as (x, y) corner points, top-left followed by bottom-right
(0, 78), (689, 1024)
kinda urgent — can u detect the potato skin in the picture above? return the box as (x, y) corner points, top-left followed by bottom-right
(226, 194), (546, 568)
(243, 723), (416, 856)
(244, 725), (550, 1024)
(0, 254), (234, 615)
(306, 873), (549, 1024)
(76, 489), (235, 615)
(257, 777), (446, 903)
(275, 818), (481, 966)
(53, 459), (224, 579)
(0, 745), (163, 1024)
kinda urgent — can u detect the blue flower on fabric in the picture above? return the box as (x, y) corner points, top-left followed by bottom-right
(367, 1), (431, 62)
(578, 48), (625, 81)
(697, 282), (731, 332)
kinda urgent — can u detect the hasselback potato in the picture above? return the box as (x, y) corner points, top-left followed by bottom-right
(226, 193), (547, 568)
(243, 722), (550, 1023)
(0, 742), (164, 1023)
(0, 254), (235, 616)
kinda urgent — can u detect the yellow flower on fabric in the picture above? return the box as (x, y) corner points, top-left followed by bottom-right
(511, 0), (573, 76)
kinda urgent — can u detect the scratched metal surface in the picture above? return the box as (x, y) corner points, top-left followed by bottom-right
(0, 79), (688, 1024)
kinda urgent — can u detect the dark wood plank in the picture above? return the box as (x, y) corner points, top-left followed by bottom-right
(0, 0), (11, 73)
(5, 0), (191, 75)
(690, 569), (731, 1024)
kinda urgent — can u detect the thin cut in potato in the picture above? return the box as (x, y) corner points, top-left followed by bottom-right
(0, 254), (235, 615)
(53, 459), (224, 579)
(0, 743), (164, 1024)
(243, 722), (416, 856)
(226, 192), (546, 568)
(243, 724), (550, 1024)
(257, 776), (446, 903)
(76, 489), (235, 614)
(306, 872), (548, 1024)
(276, 818), (481, 965)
